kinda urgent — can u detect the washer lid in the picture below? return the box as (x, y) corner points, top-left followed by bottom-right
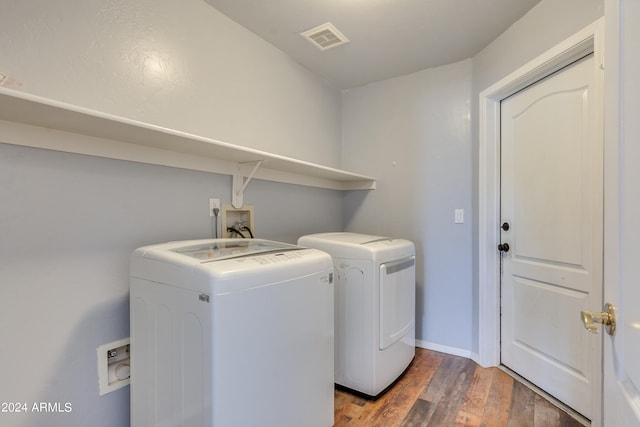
(298, 232), (415, 261)
(171, 239), (300, 262)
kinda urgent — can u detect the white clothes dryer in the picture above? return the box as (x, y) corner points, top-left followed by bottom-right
(298, 232), (415, 397)
(130, 239), (334, 427)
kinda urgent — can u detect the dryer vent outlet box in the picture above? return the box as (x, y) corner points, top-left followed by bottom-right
(222, 204), (254, 238)
(97, 338), (130, 395)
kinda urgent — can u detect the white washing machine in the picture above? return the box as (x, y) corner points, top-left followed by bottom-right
(298, 232), (415, 397)
(129, 239), (334, 427)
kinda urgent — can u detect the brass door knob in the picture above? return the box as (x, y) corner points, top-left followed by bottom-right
(581, 303), (616, 335)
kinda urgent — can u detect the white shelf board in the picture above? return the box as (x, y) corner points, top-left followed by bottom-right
(0, 88), (376, 191)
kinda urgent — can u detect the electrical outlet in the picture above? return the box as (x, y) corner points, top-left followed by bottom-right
(209, 198), (221, 216)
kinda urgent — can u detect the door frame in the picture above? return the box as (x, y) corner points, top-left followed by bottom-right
(602, 0), (640, 424)
(477, 18), (604, 422)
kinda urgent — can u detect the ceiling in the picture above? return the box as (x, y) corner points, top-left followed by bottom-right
(203, 0), (541, 89)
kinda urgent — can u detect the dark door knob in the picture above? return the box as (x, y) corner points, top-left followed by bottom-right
(501, 222), (510, 231)
(498, 243), (510, 252)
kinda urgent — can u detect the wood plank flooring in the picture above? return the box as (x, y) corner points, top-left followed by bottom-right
(334, 348), (586, 427)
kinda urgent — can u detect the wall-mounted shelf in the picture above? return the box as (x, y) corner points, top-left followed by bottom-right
(0, 88), (376, 191)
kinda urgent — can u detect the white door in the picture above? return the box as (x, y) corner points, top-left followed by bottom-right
(500, 53), (602, 419)
(602, 1), (640, 425)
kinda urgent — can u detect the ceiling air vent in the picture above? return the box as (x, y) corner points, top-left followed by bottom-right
(300, 22), (349, 51)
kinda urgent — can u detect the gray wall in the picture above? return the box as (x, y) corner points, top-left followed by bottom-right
(341, 0), (605, 356)
(0, 144), (342, 427)
(0, 0), (344, 425)
(0, 0), (608, 425)
(342, 59), (474, 352)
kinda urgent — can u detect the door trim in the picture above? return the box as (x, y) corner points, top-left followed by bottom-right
(477, 17), (604, 422)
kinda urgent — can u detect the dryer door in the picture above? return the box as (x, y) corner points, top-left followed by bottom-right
(379, 256), (415, 350)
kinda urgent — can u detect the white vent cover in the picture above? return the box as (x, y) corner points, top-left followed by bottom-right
(300, 22), (349, 51)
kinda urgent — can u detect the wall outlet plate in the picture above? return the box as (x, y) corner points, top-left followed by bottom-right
(455, 209), (464, 224)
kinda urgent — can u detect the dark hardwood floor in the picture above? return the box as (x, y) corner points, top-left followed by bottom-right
(334, 348), (586, 427)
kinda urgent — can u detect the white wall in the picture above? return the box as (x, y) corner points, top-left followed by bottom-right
(0, 0), (342, 167)
(0, 1), (345, 426)
(342, 60), (474, 353)
(470, 0), (604, 352)
(473, 0), (605, 93)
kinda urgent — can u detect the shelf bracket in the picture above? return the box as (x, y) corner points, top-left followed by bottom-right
(232, 160), (263, 208)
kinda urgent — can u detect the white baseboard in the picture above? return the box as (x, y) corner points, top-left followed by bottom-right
(469, 351), (482, 366)
(415, 339), (473, 359)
